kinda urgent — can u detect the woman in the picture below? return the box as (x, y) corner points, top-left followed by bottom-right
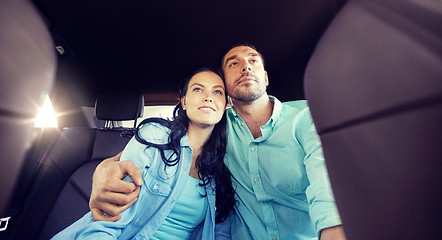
(52, 69), (236, 239)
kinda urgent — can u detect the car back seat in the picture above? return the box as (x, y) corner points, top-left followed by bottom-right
(5, 91), (143, 240)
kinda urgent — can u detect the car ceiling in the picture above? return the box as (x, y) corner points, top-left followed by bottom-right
(32, 0), (346, 108)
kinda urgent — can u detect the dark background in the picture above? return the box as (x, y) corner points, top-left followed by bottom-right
(33, 0), (346, 108)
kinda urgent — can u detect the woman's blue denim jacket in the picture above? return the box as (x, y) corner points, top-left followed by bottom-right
(52, 122), (231, 240)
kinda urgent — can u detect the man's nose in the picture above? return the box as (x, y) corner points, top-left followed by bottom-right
(241, 63), (252, 73)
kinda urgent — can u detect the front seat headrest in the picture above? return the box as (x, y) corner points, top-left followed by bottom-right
(95, 91), (144, 121)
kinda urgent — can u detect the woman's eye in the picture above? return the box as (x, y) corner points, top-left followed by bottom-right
(214, 90), (223, 95)
(193, 87), (202, 92)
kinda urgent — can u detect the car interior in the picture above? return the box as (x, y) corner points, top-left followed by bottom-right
(1, 0), (441, 239)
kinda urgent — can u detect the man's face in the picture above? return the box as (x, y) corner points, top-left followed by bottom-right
(222, 46), (268, 103)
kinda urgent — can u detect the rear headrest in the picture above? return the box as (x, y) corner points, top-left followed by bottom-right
(95, 91), (144, 121)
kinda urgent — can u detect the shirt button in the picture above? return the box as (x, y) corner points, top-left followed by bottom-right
(241, 122), (244, 126)
(263, 201), (268, 205)
(251, 147), (255, 151)
(254, 178), (259, 183)
(153, 185), (159, 190)
(271, 235), (277, 240)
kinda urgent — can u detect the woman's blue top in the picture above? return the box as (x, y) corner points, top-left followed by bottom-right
(151, 176), (208, 240)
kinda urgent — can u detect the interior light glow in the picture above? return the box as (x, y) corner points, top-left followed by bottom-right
(34, 95), (58, 128)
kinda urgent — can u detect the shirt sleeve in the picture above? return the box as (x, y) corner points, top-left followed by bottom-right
(51, 185), (147, 240)
(55, 125), (160, 239)
(296, 108), (342, 235)
(121, 122), (168, 171)
(79, 190), (152, 239)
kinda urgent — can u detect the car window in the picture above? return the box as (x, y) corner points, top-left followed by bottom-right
(121, 105), (175, 128)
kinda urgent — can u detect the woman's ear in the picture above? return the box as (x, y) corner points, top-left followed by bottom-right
(181, 96), (186, 110)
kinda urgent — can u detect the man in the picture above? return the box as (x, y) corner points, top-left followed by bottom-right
(90, 44), (345, 239)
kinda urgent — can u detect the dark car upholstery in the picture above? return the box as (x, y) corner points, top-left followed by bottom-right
(305, 0), (442, 239)
(0, 0), (55, 221)
(4, 91), (144, 240)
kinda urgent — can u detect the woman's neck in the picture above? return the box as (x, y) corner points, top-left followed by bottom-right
(186, 123), (214, 179)
(186, 123), (214, 155)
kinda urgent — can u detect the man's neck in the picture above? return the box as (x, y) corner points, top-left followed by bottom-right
(232, 93), (273, 139)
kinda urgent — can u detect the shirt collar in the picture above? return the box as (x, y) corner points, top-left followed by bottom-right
(268, 95), (282, 127)
(226, 95), (282, 127)
(180, 133), (191, 147)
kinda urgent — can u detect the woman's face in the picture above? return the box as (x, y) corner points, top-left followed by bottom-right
(181, 71), (226, 128)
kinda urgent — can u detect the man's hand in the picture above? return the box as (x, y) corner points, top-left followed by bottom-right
(89, 152), (143, 222)
(320, 226), (346, 240)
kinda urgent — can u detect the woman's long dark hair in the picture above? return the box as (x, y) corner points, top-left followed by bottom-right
(134, 68), (235, 223)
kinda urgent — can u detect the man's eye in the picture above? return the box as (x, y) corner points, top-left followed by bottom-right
(250, 59), (257, 63)
(229, 62), (238, 67)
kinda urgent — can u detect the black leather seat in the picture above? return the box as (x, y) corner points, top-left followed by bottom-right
(4, 91), (144, 240)
(305, 0), (442, 239)
(0, 0), (55, 223)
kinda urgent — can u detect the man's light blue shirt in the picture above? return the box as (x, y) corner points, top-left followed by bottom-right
(225, 97), (341, 240)
(52, 122), (231, 240)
